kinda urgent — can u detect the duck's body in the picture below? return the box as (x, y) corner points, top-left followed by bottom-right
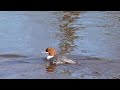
(43, 47), (76, 65)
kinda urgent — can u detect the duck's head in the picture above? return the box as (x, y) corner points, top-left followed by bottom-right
(42, 47), (57, 60)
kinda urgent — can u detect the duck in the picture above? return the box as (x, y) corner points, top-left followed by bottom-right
(42, 47), (76, 65)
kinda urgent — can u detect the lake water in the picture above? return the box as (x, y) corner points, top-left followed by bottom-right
(0, 11), (120, 60)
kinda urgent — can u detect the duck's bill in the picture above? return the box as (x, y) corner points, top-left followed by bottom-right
(41, 51), (49, 54)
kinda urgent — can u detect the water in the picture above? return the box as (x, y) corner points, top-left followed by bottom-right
(0, 11), (59, 56)
(0, 11), (120, 60)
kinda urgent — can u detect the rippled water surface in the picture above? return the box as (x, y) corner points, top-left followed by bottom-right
(0, 11), (120, 60)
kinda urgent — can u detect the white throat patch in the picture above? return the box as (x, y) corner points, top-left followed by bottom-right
(47, 56), (54, 60)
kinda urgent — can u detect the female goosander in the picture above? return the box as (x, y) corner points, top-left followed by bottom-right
(43, 47), (76, 65)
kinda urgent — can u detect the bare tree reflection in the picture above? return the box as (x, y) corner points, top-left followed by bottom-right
(56, 11), (80, 55)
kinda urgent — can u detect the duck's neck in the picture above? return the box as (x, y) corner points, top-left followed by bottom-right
(47, 55), (54, 60)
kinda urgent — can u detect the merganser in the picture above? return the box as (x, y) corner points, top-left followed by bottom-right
(42, 47), (76, 65)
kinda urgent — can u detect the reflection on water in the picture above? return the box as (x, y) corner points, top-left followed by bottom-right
(56, 11), (80, 55)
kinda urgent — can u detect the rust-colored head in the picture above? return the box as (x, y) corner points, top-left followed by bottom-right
(45, 47), (57, 56)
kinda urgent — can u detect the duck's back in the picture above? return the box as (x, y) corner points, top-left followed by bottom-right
(54, 55), (76, 65)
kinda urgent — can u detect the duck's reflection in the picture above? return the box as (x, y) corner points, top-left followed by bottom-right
(57, 11), (80, 55)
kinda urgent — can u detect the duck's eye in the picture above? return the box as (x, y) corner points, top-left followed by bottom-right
(49, 53), (52, 55)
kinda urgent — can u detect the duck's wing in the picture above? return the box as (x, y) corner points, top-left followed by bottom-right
(62, 58), (76, 64)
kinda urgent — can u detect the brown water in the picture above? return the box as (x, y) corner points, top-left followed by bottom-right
(0, 11), (120, 60)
